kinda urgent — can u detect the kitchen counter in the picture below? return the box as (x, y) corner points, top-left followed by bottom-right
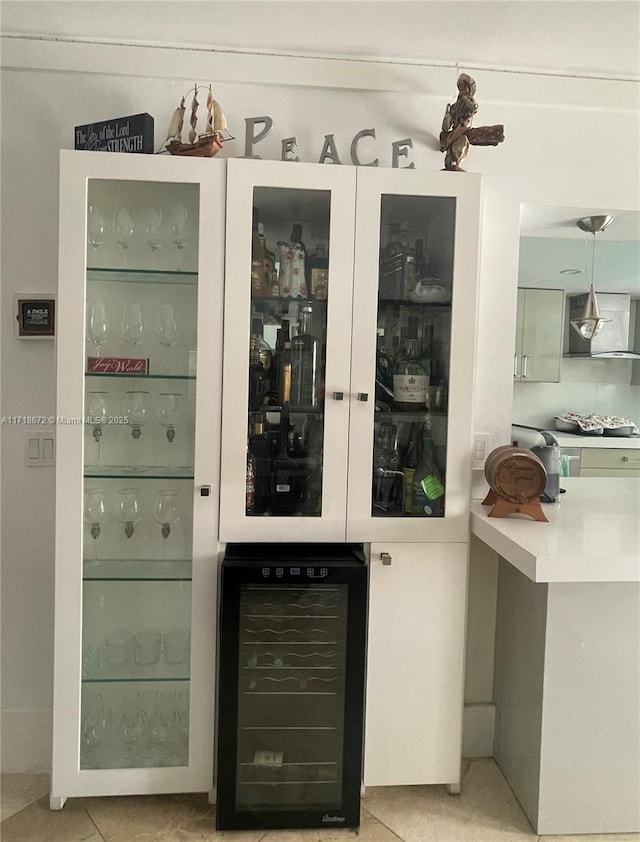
(473, 477), (640, 836)
(470, 477), (640, 582)
(553, 432), (640, 448)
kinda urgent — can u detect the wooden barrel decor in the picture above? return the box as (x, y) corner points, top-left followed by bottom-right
(482, 446), (548, 522)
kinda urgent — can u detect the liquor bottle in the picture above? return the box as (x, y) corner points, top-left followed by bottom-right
(248, 342), (266, 411)
(399, 222), (417, 300)
(290, 304), (319, 408)
(277, 337), (292, 406)
(245, 443), (256, 515)
(249, 412), (272, 514)
(258, 222), (278, 293)
(309, 244), (329, 300)
(392, 320), (429, 412)
(278, 222), (308, 298)
(301, 415), (323, 515)
(250, 207), (270, 297)
(270, 404), (298, 515)
(410, 416), (445, 517)
(401, 423), (421, 514)
(375, 328), (394, 409)
(380, 222), (404, 299)
(414, 238), (427, 279)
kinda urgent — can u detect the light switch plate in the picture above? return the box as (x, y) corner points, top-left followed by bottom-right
(24, 433), (55, 466)
(472, 433), (491, 471)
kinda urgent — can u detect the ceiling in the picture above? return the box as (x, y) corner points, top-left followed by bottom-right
(1, 1), (639, 79)
(519, 205), (640, 297)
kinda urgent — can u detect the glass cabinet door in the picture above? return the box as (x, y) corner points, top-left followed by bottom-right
(220, 160), (357, 543)
(52, 152), (223, 804)
(348, 168), (481, 542)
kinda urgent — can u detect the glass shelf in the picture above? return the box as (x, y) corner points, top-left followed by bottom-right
(83, 559), (192, 581)
(86, 372), (196, 381)
(84, 466), (194, 479)
(378, 299), (451, 309)
(87, 267), (198, 285)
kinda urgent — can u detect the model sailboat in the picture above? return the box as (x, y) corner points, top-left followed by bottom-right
(164, 84), (233, 157)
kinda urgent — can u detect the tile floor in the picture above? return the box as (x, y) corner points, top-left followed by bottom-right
(1, 759), (639, 842)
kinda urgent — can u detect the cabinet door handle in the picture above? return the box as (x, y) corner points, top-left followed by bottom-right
(621, 457), (640, 466)
(332, 391), (344, 401)
(522, 355), (530, 378)
(200, 485), (211, 497)
(513, 354), (521, 378)
(380, 552), (392, 566)
(357, 392), (369, 402)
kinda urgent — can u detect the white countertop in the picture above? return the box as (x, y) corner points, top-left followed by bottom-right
(471, 477), (640, 583)
(553, 433), (640, 449)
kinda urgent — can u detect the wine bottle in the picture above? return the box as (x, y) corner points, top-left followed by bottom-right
(411, 417), (445, 517)
(309, 244), (329, 299)
(249, 412), (272, 514)
(392, 320), (429, 412)
(271, 404), (298, 515)
(248, 343), (266, 411)
(380, 222), (404, 299)
(258, 222), (278, 293)
(246, 443), (256, 514)
(414, 238), (427, 279)
(401, 423), (421, 514)
(290, 304), (319, 408)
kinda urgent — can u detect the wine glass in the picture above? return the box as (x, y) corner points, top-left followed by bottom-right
(117, 487), (142, 540)
(142, 208), (163, 254)
(83, 488), (108, 561)
(156, 393), (182, 468)
(168, 203), (188, 270)
(81, 694), (112, 769)
(87, 301), (110, 357)
(115, 207), (135, 262)
(153, 489), (181, 558)
(147, 691), (176, 766)
(123, 391), (149, 471)
(119, 692), (144, 767)
(87, 204), (105, 250)
(121, 302), (145, 351)
(85, 391), (108, 466)
(156, 304), (179, 348)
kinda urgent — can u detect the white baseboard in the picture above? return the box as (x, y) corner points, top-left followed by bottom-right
(1, 709), (52, 773)
(462, 703), (495, 758)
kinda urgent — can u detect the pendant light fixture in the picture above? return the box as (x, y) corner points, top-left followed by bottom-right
(570, 215), (613, 340)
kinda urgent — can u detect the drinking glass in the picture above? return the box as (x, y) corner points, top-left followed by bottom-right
(117, 487), (142, 540)
(168, 203), (188, 270)
(87, 204), (105, 250)
(163, 627), (190, 666)
(156, 393), (182, 468)
(83, 488), (108, 561)
(153, 489), (181, 558)
(142, 208), (163, 253)
(87, 301), (110, 357)
(115, 207), (135, 261)
(85, 391), (108, 466)
(156, 304), (179, 348)
(123, 391), (149, 470)
(147, 691), (177, 766)
(121, 302), (145, 351)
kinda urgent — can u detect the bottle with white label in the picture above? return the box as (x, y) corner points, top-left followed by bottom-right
(392, 335), (429, 412)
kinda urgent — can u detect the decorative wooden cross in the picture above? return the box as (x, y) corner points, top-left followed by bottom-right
(440, 73), (505, 171)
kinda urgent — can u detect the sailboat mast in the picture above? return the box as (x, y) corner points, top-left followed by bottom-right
(189, 84), (199, 145)
(206, 85), (214, 135)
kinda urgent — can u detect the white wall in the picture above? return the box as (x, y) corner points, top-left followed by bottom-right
(1, 36), (638, 771)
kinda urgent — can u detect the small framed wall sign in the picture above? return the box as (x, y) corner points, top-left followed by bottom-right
(14, 293), (56, 339)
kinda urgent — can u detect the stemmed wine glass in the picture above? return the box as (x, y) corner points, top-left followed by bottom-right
(83, 488), (108, 562)
(87, 204), (105, 250)
(115, 207), (135, 264)
(85, 391), (108, 467)
(123, 391), (149, 471)
(153, 489), (181, 559)
(119, 692), (145, 767)
(168, 203), (188, 270)
(121, 302), (145, 352)
(156, 304), (179, 347)
(142, 208), (163, 254)
(87, 301), (110, 357)
(81, 694), (112, 769)
(117, 487), (142, 541)
(156, 393), (182, 469)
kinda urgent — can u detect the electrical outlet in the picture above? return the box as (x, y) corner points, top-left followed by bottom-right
(472, 433), (491, 471)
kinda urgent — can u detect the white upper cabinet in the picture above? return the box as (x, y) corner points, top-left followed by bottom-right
(219, 160), (482, 544)
(514, 288), (565, 382)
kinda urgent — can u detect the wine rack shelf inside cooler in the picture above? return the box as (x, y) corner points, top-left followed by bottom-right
(83, 559), (192, 581)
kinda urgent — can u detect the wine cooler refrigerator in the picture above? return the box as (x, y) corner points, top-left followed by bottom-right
(216, 543), (368, 830)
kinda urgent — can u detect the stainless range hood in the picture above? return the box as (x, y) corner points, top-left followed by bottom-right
(565, 292), (640, 358)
